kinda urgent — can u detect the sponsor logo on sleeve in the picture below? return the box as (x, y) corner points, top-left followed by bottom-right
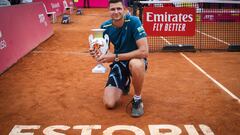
(137, 26), (146, 36)
(137, 26), (145, 33)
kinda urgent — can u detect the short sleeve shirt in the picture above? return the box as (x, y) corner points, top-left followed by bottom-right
(100, 14), (147, 54)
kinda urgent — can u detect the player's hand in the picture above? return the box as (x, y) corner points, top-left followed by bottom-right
(89, 48), (96, 58)
(89, 48), (101, 59)
(97, 52), (115, 63)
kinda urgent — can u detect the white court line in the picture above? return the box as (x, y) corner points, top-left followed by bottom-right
(159, 37), (240, 103)
(162, 30), (231, 46)
(161, 36), (172, 45)
(180, 53), (240, 103)
(196, 30), (231, 46)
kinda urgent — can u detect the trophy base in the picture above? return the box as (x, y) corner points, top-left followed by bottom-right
(92, 64), (107, 73)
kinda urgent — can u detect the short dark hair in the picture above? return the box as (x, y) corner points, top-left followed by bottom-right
(109, 0), (123, 4)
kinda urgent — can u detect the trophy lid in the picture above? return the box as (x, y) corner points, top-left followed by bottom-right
(91, 29), (106, 38)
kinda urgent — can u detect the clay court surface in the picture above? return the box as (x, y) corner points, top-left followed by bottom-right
(0, 8), (240, 135)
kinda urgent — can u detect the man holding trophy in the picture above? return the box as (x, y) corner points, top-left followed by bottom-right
(89, 0), (148, 117)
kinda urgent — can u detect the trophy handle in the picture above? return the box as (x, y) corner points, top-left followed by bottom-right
(104, 34), (109, 46)
(89, 34), (94, 48)
(100, 34), (109, 54)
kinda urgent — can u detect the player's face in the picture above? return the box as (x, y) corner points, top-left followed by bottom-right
(109, 2), (124, 21)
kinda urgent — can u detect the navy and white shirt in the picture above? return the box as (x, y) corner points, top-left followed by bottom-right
(100, 14), (147, 54)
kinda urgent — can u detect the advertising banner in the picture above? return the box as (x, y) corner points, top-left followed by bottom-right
(0, 3), (53, 74)
(201, 11), (240, 22)
(75, 0), (108, 8)
(143, 7), (196, 36)
(33, 0), (63, 16)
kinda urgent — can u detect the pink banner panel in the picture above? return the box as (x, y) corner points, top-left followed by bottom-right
(33, 0), (64, 16)
(66, 0), (74, 7)
(89, 0), (108, 8)
(0, 2), (53, 74)
(75, 0), (108, 8)
(75, 0), (84, 7)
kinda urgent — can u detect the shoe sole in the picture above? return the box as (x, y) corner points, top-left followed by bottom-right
(131, 111), (144, 117)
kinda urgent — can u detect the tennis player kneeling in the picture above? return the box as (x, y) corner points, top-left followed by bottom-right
(89, 0), (149, 117)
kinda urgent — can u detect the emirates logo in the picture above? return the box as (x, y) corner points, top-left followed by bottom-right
(146, 12), (194, 23)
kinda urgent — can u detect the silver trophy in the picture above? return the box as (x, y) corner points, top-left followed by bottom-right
(89, 29), (109, 73)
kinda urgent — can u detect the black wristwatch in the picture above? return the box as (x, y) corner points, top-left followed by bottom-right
(115, 53), (119, 62)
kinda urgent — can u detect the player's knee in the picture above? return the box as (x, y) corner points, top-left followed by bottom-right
(103, 87), (122, 109)
(104, 99), (116, 109)
(129, 59), (145, 72)
(103, 95), (117, 109)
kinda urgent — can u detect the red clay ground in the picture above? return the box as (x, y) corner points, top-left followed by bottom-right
(0, 8), (240, 135)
